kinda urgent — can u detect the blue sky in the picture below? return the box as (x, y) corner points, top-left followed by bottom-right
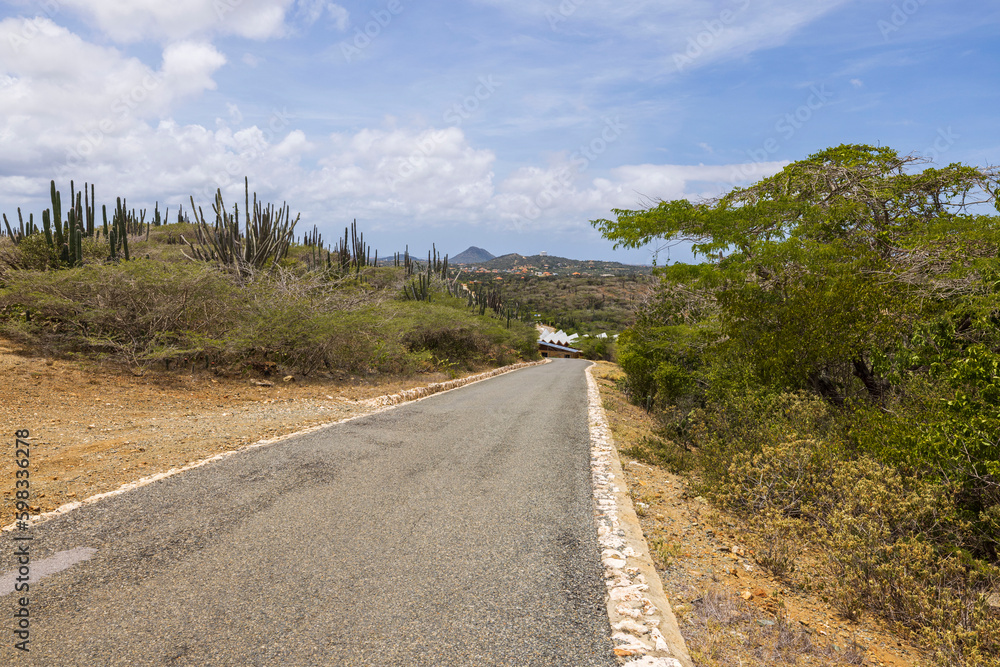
(0, 0), (997, 265)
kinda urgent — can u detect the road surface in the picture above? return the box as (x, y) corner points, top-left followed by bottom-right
(2, 359), (617, 666)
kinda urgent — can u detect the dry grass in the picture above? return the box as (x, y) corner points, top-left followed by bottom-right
(687, 588), (866, 667)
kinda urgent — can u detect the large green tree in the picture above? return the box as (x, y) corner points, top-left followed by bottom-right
(594, 144), (1000, 404)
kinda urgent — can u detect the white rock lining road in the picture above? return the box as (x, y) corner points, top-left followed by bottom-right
(3, 358), (692, 665)
(586, 365), (693, 667)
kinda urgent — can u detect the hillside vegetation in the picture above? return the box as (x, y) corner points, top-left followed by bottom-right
(467, 252), (650, 276)
(469, 273), (651, 337)
(0, 181), (538, 377)
(594, 145), (1000, 666)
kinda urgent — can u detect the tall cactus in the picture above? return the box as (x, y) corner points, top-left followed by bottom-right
(67, 209), (78, 266)
(181, 178), (298, 276)
(107, 197), (131, 261)
(86, 183), (95, 236)
(50, 180), (64, 249)
(404, 274), (432, 302)
(42, 210), (53, 249)
(2, 209), (38, 245)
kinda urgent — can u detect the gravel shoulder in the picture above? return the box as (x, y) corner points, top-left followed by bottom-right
(0, 338), (508, 527)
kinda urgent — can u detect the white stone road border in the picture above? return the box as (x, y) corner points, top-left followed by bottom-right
(2, 359), (548, 533)
(586, 363), (693, 667)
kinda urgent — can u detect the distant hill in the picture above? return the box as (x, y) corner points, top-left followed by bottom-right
(391, 246), (651, 276)
(474, 253), (650, 276)
(451, 246), (496, 264)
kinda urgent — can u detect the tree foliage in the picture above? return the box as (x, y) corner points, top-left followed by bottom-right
(594, 143), (1000, 404)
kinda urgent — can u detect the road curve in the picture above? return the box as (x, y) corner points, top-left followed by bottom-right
(2, 359), (616, 666)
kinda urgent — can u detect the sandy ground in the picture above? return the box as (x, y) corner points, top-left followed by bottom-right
(0, 339), (488, 528)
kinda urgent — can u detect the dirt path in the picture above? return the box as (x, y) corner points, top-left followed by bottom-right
(0, 339), (495, 527)
(589, 361), (926, 667)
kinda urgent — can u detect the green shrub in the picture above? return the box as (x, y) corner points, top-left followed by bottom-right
(576, 336), (615, 361)
(398, 300), (538, 370)
(8, 232), (58, 270)
(852, 348), (1000, 560)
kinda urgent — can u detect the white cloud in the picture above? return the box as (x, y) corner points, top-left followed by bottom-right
(273, 129), (314, 159)
(0, 104), (790, 243)
(53, 0), (295, 42)
(161, 41), (227, 96)
(43, 0), (347, 43)
(0, 18), (226, 176)
(327, 4), (350, 31)
(485, 157), (788, 232)
(292, 127), (497, 221)
(226, 103), (244, 125)
(296, 0), (326, 24)
(0, 15), (790, 241)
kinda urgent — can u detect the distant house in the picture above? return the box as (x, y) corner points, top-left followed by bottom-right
(538, 329), (582, 358)
(539, 341), (582, 359)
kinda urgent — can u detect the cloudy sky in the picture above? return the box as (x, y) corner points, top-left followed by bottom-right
(1, 0), (997, 264)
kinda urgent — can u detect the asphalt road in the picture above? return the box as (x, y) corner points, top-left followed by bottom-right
(1, 359), (617, 666)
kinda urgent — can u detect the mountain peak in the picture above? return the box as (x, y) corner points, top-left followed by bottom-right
(451, 246), (496, 264)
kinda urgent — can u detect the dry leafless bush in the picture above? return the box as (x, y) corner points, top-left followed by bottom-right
(686, 587), (864, 666)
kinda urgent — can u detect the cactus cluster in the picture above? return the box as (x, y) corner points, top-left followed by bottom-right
(465, 283), (530, 329)
(402, 244), (462, 302)
(181, 178), (299, 276)
(0, 180), (156, 268)
(2, 208), (38, 245)
(150, 201), (168, 229)
(300, 219), (379, 277)
(401, 260), (526, 328)
(301, 225), (329, 273)
(393, 246), (416, 276)
(428, 243), (449, 280)
(404, 273), (432, 302)
(106, 198), (133, 261)
(330, 219), (376, 275)
(40, 179), (92, 266)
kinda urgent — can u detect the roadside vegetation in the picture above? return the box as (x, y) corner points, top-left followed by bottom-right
(0, 180), (538, 377)
(478, 273), (650, 336)
(593, 144), (1000, 666)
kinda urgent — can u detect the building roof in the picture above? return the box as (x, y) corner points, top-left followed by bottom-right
(539, 329), (570, 345)
(538, 342), (582, 353)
